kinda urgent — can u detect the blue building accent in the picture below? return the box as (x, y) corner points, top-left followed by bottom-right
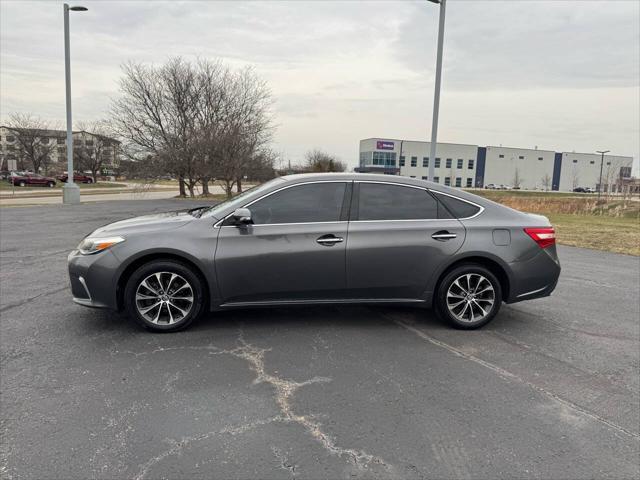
(552, 153), (562, 191)
(475, 147), (486, 187)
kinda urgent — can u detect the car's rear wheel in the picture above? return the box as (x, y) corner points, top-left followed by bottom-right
(18, 181), (26, 187)
(86, 178), (93, 184)
(435, 264), (502, 329)
(124, 260), (205, 332)
(47, 181), (55, 188)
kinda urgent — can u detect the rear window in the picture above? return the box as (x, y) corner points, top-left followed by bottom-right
(434, 192), (481, 219)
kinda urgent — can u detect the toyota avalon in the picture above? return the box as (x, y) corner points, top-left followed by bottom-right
(67, 173), (561, 332)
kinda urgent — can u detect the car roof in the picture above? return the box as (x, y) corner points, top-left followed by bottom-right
(279, 172), (487, 205)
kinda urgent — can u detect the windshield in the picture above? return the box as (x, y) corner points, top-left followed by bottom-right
(201, 178), (286, 219)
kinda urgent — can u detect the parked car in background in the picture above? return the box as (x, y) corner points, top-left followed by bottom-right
(485, 184), (497, 189)
(10, 172), (56, 187)
(57, 173), (94, 184)
(573, 187), (587, 193)
(68, 173), (561, 333)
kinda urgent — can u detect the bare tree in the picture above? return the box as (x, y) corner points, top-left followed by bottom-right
(304, 149), (346, 173)
(74, 121), (117, 182)
(111, 58), (274, 198)
(5, 113), (57, 173)
(540, 173), (551, 191)
(512, 168), (524, 189)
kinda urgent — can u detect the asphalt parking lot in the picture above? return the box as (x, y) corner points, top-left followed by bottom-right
(1, 200), (639, 479)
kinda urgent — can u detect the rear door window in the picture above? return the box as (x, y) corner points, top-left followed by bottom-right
(356, 183), (446, 220)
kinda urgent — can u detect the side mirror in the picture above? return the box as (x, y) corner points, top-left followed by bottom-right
(231, 208), (252, 225)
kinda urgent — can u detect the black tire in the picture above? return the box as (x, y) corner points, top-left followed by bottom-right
(18, 181), (26, 187)
(47, 181), (55, 188)
(435, 264), (502, 329)
(86, 178), (93, 184)
(124, 260), (205, 332)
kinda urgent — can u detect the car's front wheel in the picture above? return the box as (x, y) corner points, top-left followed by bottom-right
(18, 181), (26, 187)
(124, 260), (205, 332)
(435, 264), (502, 329)
(47, 181), (55, 188)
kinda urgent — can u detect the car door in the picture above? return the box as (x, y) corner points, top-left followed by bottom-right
(214, 181), (351, 304)
(345, 181), (466, 300)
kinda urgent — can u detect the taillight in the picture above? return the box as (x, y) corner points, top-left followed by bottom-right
(524, 227), (556, 249)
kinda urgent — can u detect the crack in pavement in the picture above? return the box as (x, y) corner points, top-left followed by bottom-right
(390, 315), (640, 441)
(134, 329), (395, 479)
(271, 446), (297, 477)
(0, 286), (69, 313)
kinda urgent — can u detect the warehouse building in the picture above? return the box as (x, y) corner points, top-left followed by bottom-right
(358, 138), (634, 192)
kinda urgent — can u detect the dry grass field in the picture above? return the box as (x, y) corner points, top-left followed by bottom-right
(471, 190), (640, 256)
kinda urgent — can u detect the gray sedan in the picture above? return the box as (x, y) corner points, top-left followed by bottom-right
(68, 173), (561, 332)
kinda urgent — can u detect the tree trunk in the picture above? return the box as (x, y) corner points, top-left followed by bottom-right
(201, 178), (210, 196)
(224, 180), (233, 199)
(236, 177), (242, 193)
(187, 181), (195, 198)
(178, 176), (186, 197)
(92, 170), (98, 183)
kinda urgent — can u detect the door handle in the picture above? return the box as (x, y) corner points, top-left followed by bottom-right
(431, 231), (457, 241)
(316, 235), (344, 246)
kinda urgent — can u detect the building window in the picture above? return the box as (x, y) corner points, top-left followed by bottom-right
(40, 138), (49, 144)
(410, 156), (417, 167)
(57, 138), (65, 145)
(371, 151), (396, 166)
(433, 176), (440, 183)
(519, 156), (524, 160)
(434, 158), (441, 168)
(444, 177), (451, 186)
(468, 159), (474, 169)
(422, 157), (428, 167)
(457, 159), (463, 169)
(466, 178), (473, 187)
(590, 160), (595, 164)
(422, 176), (428, 180)
(399, 156), (405, 167)
(572, 159), (578, 163)
(445, 158), (452, 168)
(499, 154), (504, 158)
(455, 177), (462, 187)
(606, 162), (611, 165)
(538, 157), (543, 161)
(410, 175), (416, 178)
(6, 135), (15, 142)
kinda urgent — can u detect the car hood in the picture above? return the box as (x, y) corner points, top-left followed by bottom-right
(91, 210), (195, 235)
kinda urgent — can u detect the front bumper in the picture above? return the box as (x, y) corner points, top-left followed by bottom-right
(68, 249), (119, 309)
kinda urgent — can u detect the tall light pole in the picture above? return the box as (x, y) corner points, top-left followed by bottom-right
(427, 0), (446, 183)
(596, 150), (609, 201)
(62, 4), (87, 205)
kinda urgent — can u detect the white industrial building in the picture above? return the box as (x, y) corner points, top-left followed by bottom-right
(358, 138), (634, 192)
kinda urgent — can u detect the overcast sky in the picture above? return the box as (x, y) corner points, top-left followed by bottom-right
(1, 0), (638, 171)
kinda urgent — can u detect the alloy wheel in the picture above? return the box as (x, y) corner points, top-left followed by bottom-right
(446, 273), (495, 323)
(135, 271), (194, 325)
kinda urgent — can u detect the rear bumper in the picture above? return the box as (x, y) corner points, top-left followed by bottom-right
(505, 247), (561, 303)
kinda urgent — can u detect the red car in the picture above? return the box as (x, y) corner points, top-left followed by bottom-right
(11, 173), (57, 188)
(57, 173), (94, 184)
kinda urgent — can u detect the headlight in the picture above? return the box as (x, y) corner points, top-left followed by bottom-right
(77, 236), (125, 255)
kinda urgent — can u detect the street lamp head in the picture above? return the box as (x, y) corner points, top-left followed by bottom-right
(69, 6), (88, 11)
(427, 0), (441, 3)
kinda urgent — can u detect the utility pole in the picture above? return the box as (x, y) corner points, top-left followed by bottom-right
(62, 4), (87, 205)
(427, 0), (446, 183)
(596, 150), (609, 201)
